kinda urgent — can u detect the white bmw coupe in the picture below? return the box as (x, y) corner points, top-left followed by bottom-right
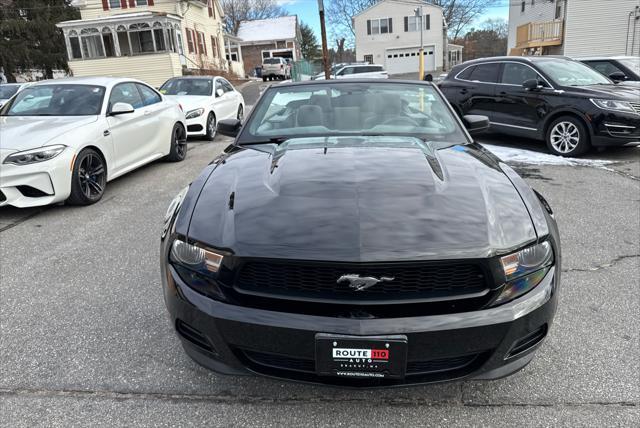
(160, 76), (245, 140)
(0, 77), (187, 208)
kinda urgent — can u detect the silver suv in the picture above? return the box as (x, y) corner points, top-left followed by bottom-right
(262, 57), (290, 81)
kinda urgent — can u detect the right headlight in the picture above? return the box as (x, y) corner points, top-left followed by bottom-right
(493, 241), (554, 305)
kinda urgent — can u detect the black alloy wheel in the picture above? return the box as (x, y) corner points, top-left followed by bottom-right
(166, 123), (187, 162)
(237, 105), (244, 121)
(68, 148), (106, 205)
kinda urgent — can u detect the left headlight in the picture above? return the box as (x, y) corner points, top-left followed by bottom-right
(590, 98), (636, 114)
(185, 108), (205, 119)
(494, 241), (554, 305)
(3, 144), (66, 165)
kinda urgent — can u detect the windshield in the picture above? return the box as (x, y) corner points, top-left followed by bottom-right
(0, 85), (20, 99)
(3, 84), (105, 116)
(160, 79), (212, 96)
(618, 57), (640, 75)
(536, 59), (611, 86)
(242, 82), (466, 143)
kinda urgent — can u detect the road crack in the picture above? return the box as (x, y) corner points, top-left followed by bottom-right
(0, 387), (638, 408)
(562, 254), (640, 273)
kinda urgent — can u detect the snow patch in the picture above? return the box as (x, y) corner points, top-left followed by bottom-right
(481, 144), (615, 167)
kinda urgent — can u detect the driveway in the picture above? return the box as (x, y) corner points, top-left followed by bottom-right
(0, 83), (638, 426)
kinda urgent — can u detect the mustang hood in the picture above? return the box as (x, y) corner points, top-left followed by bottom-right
(187, 137), (538, 261)
(0, 115), (98, 151)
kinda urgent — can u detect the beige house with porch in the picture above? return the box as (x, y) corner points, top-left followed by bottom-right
(57, 0), (245, 87)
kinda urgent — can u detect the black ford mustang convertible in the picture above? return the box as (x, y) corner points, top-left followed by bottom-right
(161, 80), (561, 387)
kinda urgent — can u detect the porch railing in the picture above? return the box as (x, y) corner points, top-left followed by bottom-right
(515, 19), (563, 49)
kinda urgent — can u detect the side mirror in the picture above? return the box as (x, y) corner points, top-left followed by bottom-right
(462, 114), (490, 135)
(608, 71), (627, 83)
(109, 102), (134, 116)
(522, 79), (541, 91)
(216, 88), (225, 97)
(217, 118), (241, 137)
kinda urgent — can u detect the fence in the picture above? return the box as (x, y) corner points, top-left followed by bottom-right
(290, 60), (316, 82)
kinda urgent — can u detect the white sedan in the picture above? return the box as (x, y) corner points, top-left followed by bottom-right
(0, 77), (187, 208)
(159, 76), (245, 140)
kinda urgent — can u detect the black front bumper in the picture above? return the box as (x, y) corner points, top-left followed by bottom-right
(590, 110), (640, 147)
(163, 263), (559, 387)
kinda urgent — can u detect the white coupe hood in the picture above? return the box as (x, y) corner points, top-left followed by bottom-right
(0, 116), (98, 151)
(164, 95), (211, 112)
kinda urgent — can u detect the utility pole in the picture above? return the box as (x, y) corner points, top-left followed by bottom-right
(415, 5), (424, 80)
(318, 0), (331, 80)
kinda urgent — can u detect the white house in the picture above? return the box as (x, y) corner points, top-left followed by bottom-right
(508, 0), (640, 57)
(353, 0), (455, 76)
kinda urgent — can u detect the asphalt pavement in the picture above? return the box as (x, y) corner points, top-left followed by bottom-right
(0, 81), (638, 427)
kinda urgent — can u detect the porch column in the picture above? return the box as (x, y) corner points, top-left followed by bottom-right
(63, 30), (73, 61)
(111, 25), (122, 56)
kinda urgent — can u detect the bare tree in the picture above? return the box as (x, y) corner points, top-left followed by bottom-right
(326, 0), (498, 46)
(431, 0), (499, 40)
(480, 17), (508, 39)
(221, 0), (288, 35)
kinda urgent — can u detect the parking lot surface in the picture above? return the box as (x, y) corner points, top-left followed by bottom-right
(1, 82), (639, 426)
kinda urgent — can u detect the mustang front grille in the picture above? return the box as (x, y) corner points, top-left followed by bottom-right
(232, 259), (489, 303)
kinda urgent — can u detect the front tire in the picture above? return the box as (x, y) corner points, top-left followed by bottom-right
(67, 148), (107, 206)
(166, 123), (187, 162)
(205, 112), (216, 141)
(237, 104), (244, 121)
(545, 116), (590, 157)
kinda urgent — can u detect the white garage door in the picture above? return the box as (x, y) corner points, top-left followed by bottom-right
(385, 47), (436, 75)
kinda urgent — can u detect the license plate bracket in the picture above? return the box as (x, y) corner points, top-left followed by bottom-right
(315, 333), (408, 379)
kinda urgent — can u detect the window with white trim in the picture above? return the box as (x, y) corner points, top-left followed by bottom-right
(108, 0), (121, 8)
(404, 15), (430, 32)
(136, 0), (148, 6)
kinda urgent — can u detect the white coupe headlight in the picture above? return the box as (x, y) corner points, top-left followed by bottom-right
(590, 99), (636, 114)
(185, 108), (205, 119)
(3, 144), (66, 165)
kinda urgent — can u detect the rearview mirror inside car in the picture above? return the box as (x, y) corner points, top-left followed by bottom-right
(608, 71), (627, 83)
(522, 79), (541, 91)
(217, 119), (241, 137)
(216, 88), (225, 97)
(109, 102), (134, 116)
(462, 115), (490, 135)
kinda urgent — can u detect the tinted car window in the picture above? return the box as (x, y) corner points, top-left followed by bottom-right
(220, 80), (234, 93)
(339, 67), (355, 76)
(160, 78), (212, 96)
(584, 61), (624, 76)
(501, 63), (539, 85)
(137, 84), (161, 106)
(110, 83), (143, 109)
(264, 58), (282, 65)
(0, 85), (20, 99)
(468, 63), (500, 83)
(456, 66), (475, 80)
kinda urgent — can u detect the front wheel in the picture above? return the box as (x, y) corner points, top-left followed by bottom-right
(545, 116), (590, 157)
(67, 148), (107, 206)
(237, 104), (244, 121)
(205, 112), (216, 141)
(166, 123), (187, 162)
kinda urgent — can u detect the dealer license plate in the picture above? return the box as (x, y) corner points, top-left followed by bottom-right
(315, 333), (408, 379)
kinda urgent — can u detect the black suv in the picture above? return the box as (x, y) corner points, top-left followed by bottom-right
(439, 56), (640, 156)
